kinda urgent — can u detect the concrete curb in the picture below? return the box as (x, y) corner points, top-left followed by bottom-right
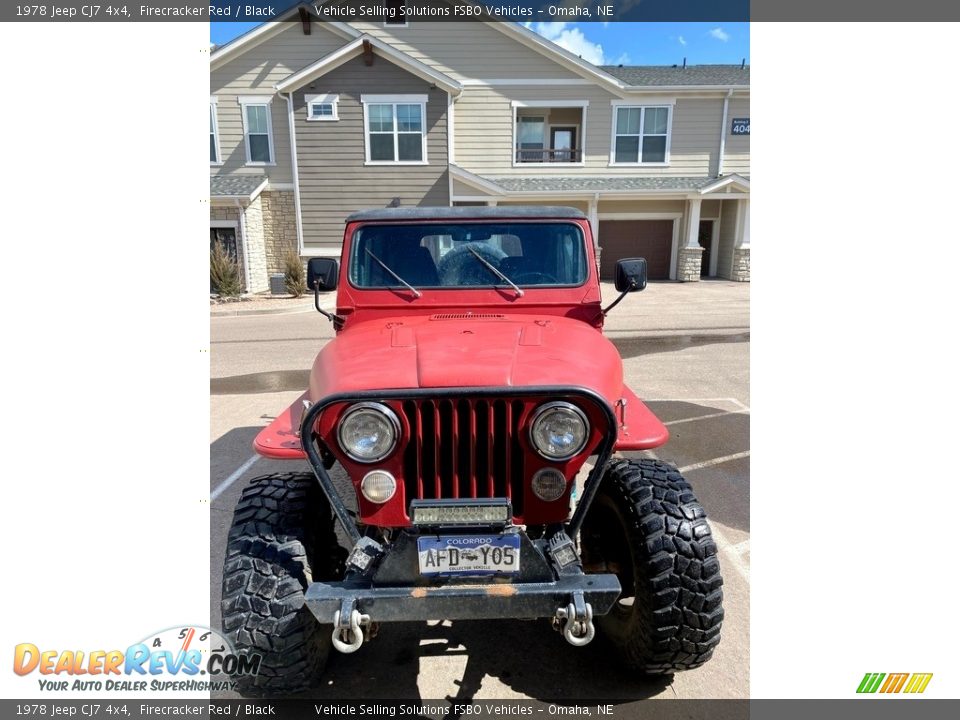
(210, 297), (335, 317)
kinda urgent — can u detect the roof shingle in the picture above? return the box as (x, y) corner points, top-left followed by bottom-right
(600, 64), (749, 87)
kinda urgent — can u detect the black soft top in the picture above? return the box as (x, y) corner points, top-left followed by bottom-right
(345, 206), (587, 222)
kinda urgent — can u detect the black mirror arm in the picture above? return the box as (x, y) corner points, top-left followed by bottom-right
(314, 282), (345, 329)
(601, 280), (637, 316)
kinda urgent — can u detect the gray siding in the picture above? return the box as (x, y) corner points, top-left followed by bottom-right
(454, 86), (731, 178)
(716, 199), (738, 279)
(723, 96), (750, 176)
(211, 23), (349, 184)
(353, 21), (585, 80)
(293, 55), (449, 252)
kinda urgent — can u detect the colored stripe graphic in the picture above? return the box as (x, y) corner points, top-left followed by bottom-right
(904, 673), (933, 694)
(880, 673), (908, 693)
(857, 672), (932, 694)
(856, 673), (885, 693)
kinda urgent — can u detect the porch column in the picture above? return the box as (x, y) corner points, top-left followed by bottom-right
(677, 197), (704, 282)
(731, 198), (750, 281)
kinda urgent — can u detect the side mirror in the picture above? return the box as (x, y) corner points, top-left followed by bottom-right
(614, 258), (647, 293)
(307, 257), (339, 292)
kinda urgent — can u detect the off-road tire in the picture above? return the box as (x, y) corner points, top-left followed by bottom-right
(581, 458), (724, 673)
(220, 472), (346, 695)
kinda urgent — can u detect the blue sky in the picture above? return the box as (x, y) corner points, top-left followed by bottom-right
(210, 22), (750, 66)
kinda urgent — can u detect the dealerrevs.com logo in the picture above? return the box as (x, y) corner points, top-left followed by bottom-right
(12, 625), (261, 692)
(857, 672), (933, 694)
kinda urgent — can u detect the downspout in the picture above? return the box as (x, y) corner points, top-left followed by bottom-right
(283, 91), (305, 255)
(234, 198), (252, 293)
(717, 89), (733, 177)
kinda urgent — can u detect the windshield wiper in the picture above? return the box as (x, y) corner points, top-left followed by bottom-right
(466, 246), (524, 297)
(364, 248), (421, 298)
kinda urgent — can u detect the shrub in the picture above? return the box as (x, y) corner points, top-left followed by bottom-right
(283, 249), (307, 298)
(210, 243), (242, 297)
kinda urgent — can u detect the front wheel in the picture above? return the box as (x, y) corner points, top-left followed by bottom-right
(580, 459), (724, 673)
(220, 472), (346, 695)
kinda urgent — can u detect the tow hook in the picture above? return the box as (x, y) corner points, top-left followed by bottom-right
(553, 590), (595, 647)
(331, 599), (371, 654)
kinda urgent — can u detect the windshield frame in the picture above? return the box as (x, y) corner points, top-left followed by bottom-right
(345, 219), (591, 293)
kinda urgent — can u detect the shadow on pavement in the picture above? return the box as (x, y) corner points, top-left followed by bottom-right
(610, 333), (749, 360)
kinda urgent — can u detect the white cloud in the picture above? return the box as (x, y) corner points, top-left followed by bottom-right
(527, 22), (611, 66)
(709, 27), (730, 42)
(678, 35), (687, 46)
(612, 52), (631, 65)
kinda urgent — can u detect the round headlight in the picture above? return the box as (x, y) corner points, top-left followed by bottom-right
(337, 402), (400, 463)
(531, 468), (567, 502)
(529, 402), (589, 461)
(361, 470), (397, 504)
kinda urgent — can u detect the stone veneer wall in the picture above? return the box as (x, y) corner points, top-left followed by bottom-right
(677, 247), (704, 282)
(242, 195), (269, 294)
(731, 247), (750, 282)
(260, 191), (298, 275)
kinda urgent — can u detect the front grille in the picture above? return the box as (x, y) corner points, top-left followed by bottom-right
(400, 398), (526, 515)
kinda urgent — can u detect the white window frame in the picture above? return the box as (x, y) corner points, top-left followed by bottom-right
(239, 95), (276, 166)
(361, 94), (428, 166)
(306, 93), (339, 122)
(511, 100), (588, 168)
(210, 96), (221, 166)
(609, 100), (674, 167)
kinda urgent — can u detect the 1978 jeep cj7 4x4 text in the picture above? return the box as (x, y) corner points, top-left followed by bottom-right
(221, 207), (723, 694)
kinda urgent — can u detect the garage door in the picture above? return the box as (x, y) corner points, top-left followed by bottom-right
(598, 220), (674, 280)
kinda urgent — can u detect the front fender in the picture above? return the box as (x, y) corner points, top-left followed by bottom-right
(253, 392), (307, 460)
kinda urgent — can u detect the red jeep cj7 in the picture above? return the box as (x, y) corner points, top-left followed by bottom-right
(221, 206), (723, 694)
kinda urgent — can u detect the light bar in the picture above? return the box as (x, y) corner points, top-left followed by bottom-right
(410, 499), (511, 527)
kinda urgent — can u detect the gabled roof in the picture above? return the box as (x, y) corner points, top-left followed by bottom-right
(275, 34), (462, 96)
(601, 64), (750, 89)
(699, 174), (750, 194)
(210, 3), (359, 71)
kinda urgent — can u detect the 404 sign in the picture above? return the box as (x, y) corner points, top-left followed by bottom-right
(731, 118), (750, 135)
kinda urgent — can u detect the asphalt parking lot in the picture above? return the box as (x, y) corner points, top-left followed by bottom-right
(210, 280), (749, 700)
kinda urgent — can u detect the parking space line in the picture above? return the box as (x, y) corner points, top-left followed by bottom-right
(708, 522), (751, 583)
(664, 409), (749, 426)
(678, 451), (750, 474)
(211, 454), (259, 501)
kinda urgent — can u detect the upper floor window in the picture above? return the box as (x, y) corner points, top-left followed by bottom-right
(306, 94), (339, 121)
(612, 105), (671, 164)
(239, 96), (275, 165)
(210, 99), (220, 164)
(362, 94), (427, 164)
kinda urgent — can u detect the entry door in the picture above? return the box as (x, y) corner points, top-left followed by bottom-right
(550, 127), (577, 162)
(698, 220), (713, 277)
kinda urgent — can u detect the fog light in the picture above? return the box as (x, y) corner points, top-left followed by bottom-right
(531, 468), (567, 502)
(360, 470), (396, 503)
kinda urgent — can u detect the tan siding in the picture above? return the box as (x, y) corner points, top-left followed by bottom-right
(211, 23), (349, 185)
(294, 56), (449, 252)
(598, 199), (684, 214)
(497, 199), (589, 213)
(455, 87), (728, 177)
(212, 96), (292, 183)
(716, 200), (738, 279)
(723, 96), (750, 176)
(353, 22), (584, 80)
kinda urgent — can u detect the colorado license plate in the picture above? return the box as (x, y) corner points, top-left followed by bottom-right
(417, 535), (521, 576)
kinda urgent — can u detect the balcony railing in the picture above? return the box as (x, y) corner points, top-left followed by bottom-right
(515, 148), (583, 163)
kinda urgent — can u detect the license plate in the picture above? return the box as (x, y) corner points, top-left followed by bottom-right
(417, 535), (521, 576)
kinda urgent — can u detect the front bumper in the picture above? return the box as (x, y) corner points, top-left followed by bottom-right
(304, 529), (620, 625)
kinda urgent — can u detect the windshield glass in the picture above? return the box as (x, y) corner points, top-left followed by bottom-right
(348, 222), (587, 289)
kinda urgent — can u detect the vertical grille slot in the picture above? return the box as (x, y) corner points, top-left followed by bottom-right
(401, 397), (526, 516)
